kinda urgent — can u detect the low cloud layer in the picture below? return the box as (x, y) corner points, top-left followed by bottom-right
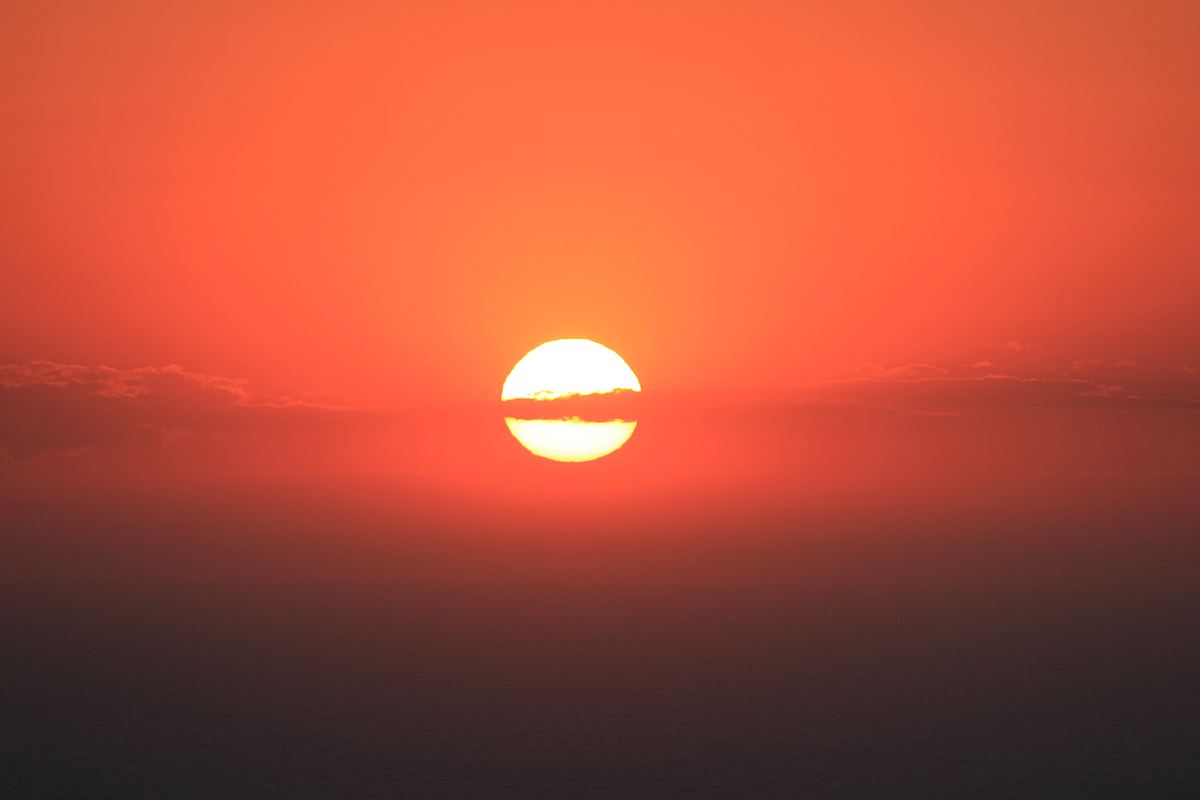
(811, 371), (1200, 414)
(0, 362), (368, 458)
(2, 358), (1196, 461)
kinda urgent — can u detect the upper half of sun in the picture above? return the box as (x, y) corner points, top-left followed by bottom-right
(501, 339), (641, 401)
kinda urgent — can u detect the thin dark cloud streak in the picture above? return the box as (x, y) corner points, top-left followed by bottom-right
(0, 361), (374, 459)
(808, 372), (1200, 414)
(2, 359), (1197, 460)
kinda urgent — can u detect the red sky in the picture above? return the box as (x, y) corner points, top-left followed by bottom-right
(4, 6), (1200, 797)
(3, 1), (1198, 407)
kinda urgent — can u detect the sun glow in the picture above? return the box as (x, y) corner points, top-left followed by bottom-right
(502, 339), (640, 462)
(501, 339), (641, 401)
(503, 418), (637, 462)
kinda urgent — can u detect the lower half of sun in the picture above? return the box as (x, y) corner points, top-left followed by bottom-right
(501, 339), (640, 462)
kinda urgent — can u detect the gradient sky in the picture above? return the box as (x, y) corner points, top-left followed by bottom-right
(5, 5), (1200, 797)
(3, 1), (1198, 407)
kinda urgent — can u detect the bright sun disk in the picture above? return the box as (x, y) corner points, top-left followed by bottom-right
(501, 339), (641, 462)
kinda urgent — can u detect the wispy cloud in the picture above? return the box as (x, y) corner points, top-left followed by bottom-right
(998, 340), (1043, 352)
(813, 364), (1200, 415)
(0, 362), (370, 458)
(856, 363), (949, 379)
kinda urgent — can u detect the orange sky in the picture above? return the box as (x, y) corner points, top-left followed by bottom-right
(3, 1), (1198, 407)
(4, 9), (1200, 795)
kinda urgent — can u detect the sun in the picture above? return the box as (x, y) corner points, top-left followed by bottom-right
(501, 339), (641, 462)
(501, 339), (641, 401)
